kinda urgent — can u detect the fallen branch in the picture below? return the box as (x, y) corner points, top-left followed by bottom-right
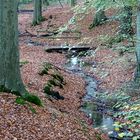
(45, 46), (90, 53)
(19, 29), (81, 39)
(18, 9), (34, 13)
(42, 35), (80, 39)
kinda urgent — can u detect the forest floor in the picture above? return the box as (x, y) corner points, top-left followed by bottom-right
(0, 3), (136, 140)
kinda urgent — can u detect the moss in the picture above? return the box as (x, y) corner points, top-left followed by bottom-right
(0, 85), (11, 93)
(23, 92), (43, 106)
(16, 97), (26, 105)
(32, 17), (45, 26)
(16, 96), (37, 113)
(20, 60), (29, 67)
(41, 62), (66, 100)
(39, 62), (53, 75)
(51, 73), (64, 83)
(45, 90), (64, 100)
(0, 85), (42, 107)
(44, 84), (64, 100)
(44, 85), (51, 93)
(48, 79), (63, 88)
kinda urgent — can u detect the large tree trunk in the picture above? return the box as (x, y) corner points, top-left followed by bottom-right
(135, 1), (140, 81)
(0, 0), (26, 95)
(33, 0), (43, 25)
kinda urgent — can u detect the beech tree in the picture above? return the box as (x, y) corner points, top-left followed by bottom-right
(0, 0), (42, 106)
(135, 0), (140, 81)
(33, 0), (43, 25)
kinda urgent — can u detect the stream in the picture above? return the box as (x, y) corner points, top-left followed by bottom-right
(64, 50), (125, 140)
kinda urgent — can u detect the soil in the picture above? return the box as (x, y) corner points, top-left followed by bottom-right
(0, 2), (135, 140)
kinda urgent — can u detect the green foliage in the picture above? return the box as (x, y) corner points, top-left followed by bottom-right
(16, 97), (26, 105)
(113, 101), (140, 139)
(16, 96), (37, 114)
(98, 84), (140, 139)
(98, 34), (123, 47)
(51, 73), (64, 83)
(40, 62), (65, 100)
(44, 85), (51, 93)
(0, 85), (10, 92)
(113, 45), (135, 55)
(0, 84), (42, 107)
(39, 62), (53, 75)
(43, 77), (65, 100)
(48, 79), (63, 88)
(20, 60), (29, 67)
(23, 92), (43, 106)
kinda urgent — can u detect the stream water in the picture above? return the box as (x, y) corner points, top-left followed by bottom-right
(64, 50), (123, 140)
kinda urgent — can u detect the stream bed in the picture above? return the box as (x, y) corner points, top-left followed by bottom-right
(64, 50), (126, 140)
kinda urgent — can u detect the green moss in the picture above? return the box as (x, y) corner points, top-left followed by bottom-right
(39, 62), (53, 75)
(41, 62), (66, 100)
(44, 84), (64, 100)
(48, 79), (63, 88)
(32, 17), (45, 26)
(16, 96), (37, 114)
(45, 90), (64, 100)
(51, 73), (64, 83)
(23, 92), (43, 106)
(44, 85), (51, 93)
(0, 85), (11, 93)
(16, 97), (26, 105)
(20, 60), (29, 67)
(0, 85), (42, 108)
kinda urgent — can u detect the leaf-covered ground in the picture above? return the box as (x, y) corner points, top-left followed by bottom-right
(0, 2), (136, 140)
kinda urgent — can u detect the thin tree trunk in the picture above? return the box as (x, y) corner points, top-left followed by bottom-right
(0, 0), (26, 95)
(33, 0), (43, 25)
(135, 1), (140, 81)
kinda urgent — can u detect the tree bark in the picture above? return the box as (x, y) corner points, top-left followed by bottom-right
(0, 0), (26, 95)
(135, 1), (140, 81)
(33, 0), (43, 25)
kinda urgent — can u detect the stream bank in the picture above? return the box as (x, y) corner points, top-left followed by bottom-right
(63, 48), (130, 140)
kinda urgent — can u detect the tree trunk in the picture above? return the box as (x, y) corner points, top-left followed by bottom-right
(70, 0), (76, 7)
(89, 9), (107, 29)
(119, 6), (133, 37)
(33, 0), (43, 25)
(135, 1), (140, 81)
(0, 0), (26, 95)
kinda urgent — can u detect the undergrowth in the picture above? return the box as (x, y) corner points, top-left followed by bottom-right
(96, 82), (140, 139)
